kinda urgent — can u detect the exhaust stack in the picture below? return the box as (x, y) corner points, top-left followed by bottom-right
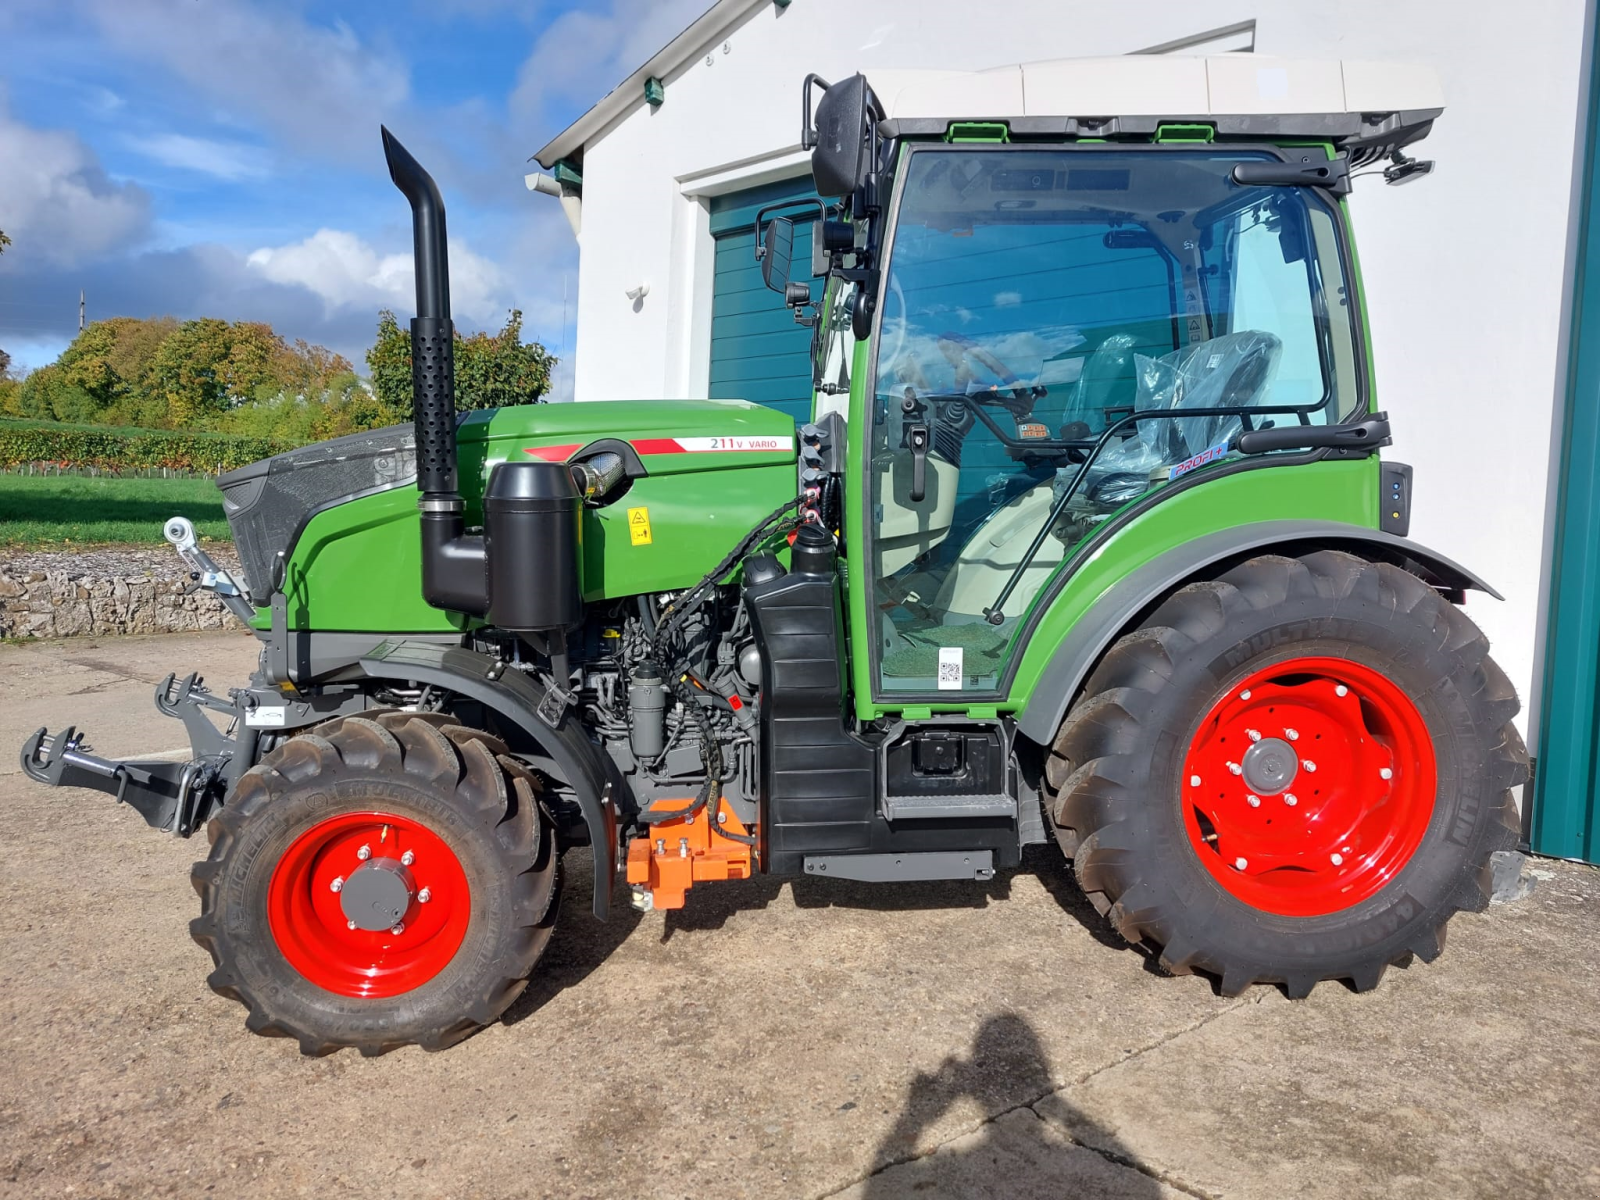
(381, 127), (489, 615)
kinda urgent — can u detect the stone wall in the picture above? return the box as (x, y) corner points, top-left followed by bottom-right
(0, 548), (242, 638)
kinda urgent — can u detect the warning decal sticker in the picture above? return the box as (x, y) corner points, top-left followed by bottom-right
(627, 506), (653, 546)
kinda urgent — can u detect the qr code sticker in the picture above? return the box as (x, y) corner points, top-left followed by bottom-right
(937, 646), (964, 690)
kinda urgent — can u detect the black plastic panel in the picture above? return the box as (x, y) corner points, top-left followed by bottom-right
(886, 728), (1003, 797)
(745, 561), (876, 866)
(744, 547), (1021, 876)
(1380, 461), (1413, 537)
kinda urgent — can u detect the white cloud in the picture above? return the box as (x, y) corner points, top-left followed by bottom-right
(246, 228), (512, 329)
(81, 0), (409, 163)
(994, 291), (1023, 307)
(126, 132), (269, 181)
(0, 99), (151, 267)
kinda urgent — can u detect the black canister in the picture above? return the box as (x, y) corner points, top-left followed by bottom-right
(483, 459), (582, 631)
(789, 522), (836, 577)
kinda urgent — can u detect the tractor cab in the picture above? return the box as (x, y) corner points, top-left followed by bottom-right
(758, 57), (1436, 701)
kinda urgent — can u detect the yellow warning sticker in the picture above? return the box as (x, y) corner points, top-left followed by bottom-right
(627, 506), (653, 546)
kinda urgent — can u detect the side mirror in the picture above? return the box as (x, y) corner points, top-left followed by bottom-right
(759, 217), (795, 293)
(811, 74), (875, 198)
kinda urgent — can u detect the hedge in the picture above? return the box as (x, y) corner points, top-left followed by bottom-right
(0, 420), (293, 475)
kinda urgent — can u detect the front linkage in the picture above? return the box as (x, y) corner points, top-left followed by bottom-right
(18, 516), (340, 839)
(21, 672), (239, 839)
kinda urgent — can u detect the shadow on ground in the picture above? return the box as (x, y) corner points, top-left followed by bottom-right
(857, 1012), (1163, 1199)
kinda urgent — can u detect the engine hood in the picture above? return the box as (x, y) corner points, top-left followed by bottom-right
(217, 397), (799, 607)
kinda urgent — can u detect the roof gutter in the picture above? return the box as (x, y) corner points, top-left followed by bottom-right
(531, 0), (769, 168)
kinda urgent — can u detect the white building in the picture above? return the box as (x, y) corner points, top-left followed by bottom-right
(530, 0), (1600, 860)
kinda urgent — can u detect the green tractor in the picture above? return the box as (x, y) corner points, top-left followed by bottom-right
(21, 63), (1525, 1055)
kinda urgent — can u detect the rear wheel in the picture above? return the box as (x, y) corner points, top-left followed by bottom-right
(1045, 550), (1526, 997)
(191, 713), (559, 1055)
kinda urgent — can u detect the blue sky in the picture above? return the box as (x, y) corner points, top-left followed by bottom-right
(0, 0), (711, 397)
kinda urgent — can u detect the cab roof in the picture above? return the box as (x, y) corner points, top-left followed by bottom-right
(872, 56), (1444, 164)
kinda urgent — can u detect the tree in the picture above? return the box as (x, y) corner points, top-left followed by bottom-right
(18, 363), (96, 422)
(366, 308), (555, 414)
(146, 318), (288, 427)
(0, 230), (10, 254)
(367, 309), (414, 414)
(272, 338), (354, 400)
(456, 310), (556, 410)
(46, 316), (177, 425)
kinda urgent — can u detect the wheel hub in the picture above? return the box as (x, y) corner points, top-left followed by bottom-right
(339, 858), (415, 931)
(1180, 656), (1437, 917)
(1241, 737), (1298, 795)
(267, 812), (471, 998)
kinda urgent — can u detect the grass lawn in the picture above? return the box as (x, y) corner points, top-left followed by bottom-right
(0, 474), (230, 546)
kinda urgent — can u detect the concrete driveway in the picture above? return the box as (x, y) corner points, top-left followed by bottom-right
(1, 631), (1597, 1199)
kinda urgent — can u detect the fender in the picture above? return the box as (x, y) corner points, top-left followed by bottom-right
(1013, 519), (1501, 745)
(360, 639), (619, 919)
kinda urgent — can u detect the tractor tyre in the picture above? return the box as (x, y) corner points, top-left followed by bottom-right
(1044, 549), (1526, 998)
(190, 712), (560, 1055)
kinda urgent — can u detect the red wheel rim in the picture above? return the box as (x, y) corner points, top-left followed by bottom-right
(1180, 656), (1436, 917)
(267, 811), (471, 998)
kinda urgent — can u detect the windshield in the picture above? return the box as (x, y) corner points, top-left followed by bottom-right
(867, 146), (1361, 696)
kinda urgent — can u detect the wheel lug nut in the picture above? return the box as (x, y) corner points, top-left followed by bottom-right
(346, 919), (357, 930)
(1246, 794), (1260, 808)
(418, 887), (431, 904)
(1234, 857), (1248, 870)
(1330, 853), (1344, 866)
(1303, 760), (1317, 773)
(1227, 762), (1242, 776)
(357, 844), (371, 861)
(1335, 685), (1349, 697)
(330, 876), (344, 893)
(1189, 774), (1202, 787)
(1246, 729), (1262, 742)
(1284, 728), (1299, 741)
(1284, 793), (1298, 807)
(1239, 689), (1252, 701)
(390, 922), (405, 935)
(401, 850), (415, 867)
(1379, 767), (1393, 780)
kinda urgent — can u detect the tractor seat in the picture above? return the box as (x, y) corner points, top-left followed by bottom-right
(1146, 329), (1284, 459)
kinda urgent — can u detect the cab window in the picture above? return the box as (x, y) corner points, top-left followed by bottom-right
(867, 147), (1359, 695)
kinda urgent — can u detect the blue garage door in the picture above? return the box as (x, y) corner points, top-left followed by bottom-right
(708, 179), (818, 425)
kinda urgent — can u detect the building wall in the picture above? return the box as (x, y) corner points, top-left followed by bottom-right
(561, 0), (1590, 733)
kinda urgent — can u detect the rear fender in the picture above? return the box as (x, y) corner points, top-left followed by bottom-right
(359, 640), (620, 919)
(1013, 520), (1500, 746)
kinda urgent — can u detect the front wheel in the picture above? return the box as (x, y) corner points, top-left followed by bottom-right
(191, 713), (559, 1055)
(1045, 550), (1526, 997)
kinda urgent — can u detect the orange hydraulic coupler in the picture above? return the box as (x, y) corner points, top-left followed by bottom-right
(626, 796), (754, 910)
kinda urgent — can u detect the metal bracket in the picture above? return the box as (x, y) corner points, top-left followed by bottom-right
(536, 678), (576, 728)
(19, 726), (206, 834)
(154, 673), (233, 759)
